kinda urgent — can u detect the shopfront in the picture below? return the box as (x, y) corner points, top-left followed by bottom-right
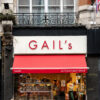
(12, 36), (88, 100)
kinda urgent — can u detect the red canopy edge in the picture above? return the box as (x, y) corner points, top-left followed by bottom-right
(12, 55), (88, 73)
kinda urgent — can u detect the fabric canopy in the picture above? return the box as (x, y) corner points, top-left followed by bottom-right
(12, 55), (88, 73)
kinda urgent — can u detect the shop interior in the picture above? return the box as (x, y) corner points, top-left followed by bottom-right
(14, 73), (86, 100)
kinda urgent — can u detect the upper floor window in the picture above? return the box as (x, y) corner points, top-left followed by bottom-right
(63, 0), (74, 12)
(32, 0), (44, 13)
(17, 0), (74, 13)
(48, 0), (60, 13)
(18, 0), (30, 13)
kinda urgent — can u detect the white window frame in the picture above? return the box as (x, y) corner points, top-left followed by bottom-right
(60, 0), (63, 13)
(45, 0), (48, 13)
(17, 0), (75, 13)
(30, 0), (32, 13)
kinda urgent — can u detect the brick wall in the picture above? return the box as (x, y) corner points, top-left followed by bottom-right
(79, 0), (92, 6)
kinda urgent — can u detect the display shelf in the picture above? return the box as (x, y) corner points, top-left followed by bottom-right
(20, 82), (52, 85)
(18, 82), (53, 100)
(20, 91), (52, 93)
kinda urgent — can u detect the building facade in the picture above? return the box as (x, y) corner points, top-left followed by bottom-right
(0, 0), (100, 100)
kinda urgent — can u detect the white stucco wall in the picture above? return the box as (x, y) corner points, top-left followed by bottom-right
(0, 0), (3, 35)
(0, 0), (2, 13)
(78, 3), (100, 29)
(1, 0), (14, 12)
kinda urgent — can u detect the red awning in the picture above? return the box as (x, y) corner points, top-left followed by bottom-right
(12, 55), (88, 73)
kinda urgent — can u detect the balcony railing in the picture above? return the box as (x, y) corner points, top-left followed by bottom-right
(14, 13), (77, 26)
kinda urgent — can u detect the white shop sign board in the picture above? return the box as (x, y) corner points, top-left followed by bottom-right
(14, 36), (87, 54)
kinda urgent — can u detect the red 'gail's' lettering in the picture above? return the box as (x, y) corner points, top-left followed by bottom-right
(29, 40), (37, 50)
(68, 43), (72, 50)
(59, 40), (63, 50)
(53, 40), (55, 49)
(41, 41), (49, 50)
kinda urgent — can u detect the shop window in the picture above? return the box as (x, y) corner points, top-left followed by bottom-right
(14, 73), (87, 100)
(99, 59), (100, 71)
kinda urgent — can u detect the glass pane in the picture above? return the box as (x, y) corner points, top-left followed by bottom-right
(49, 7), (60, 13)
(19, 7), (30, 13)
(32, 0), (44, 5)
(67, 0), (74, 5)
(99, 59), (100, 71)
(63, 0), (74, 5)
(64, 6), (74, 12)
(14, 73), (87, 100)
(32, 7), (44, 13)
(48, 0), (60, 5)
(19, 0), (29, 5)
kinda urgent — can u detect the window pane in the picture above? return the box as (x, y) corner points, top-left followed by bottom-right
(67, 0), (74, 5)
(32, 0), (44, 5)
(49, 7), (60, 13)
(63, 0), (74, 5)
(19, 0), (29, 5)
(48, 0), (60, 5)
(63, 6), (74, 12)
(99, 59), (100, 71)
(19, 7), (30, 13)
(32, 7), (44, 13)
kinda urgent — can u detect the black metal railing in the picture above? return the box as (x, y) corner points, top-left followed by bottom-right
(14, 13), (77, 26)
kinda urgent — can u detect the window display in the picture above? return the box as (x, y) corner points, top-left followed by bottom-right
(14, 73), (86, 100)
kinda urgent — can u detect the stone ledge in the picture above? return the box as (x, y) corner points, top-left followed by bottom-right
(2, 20), (13, 33)
(78, 5), (92, 12)
(2, 20), (13, 25)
